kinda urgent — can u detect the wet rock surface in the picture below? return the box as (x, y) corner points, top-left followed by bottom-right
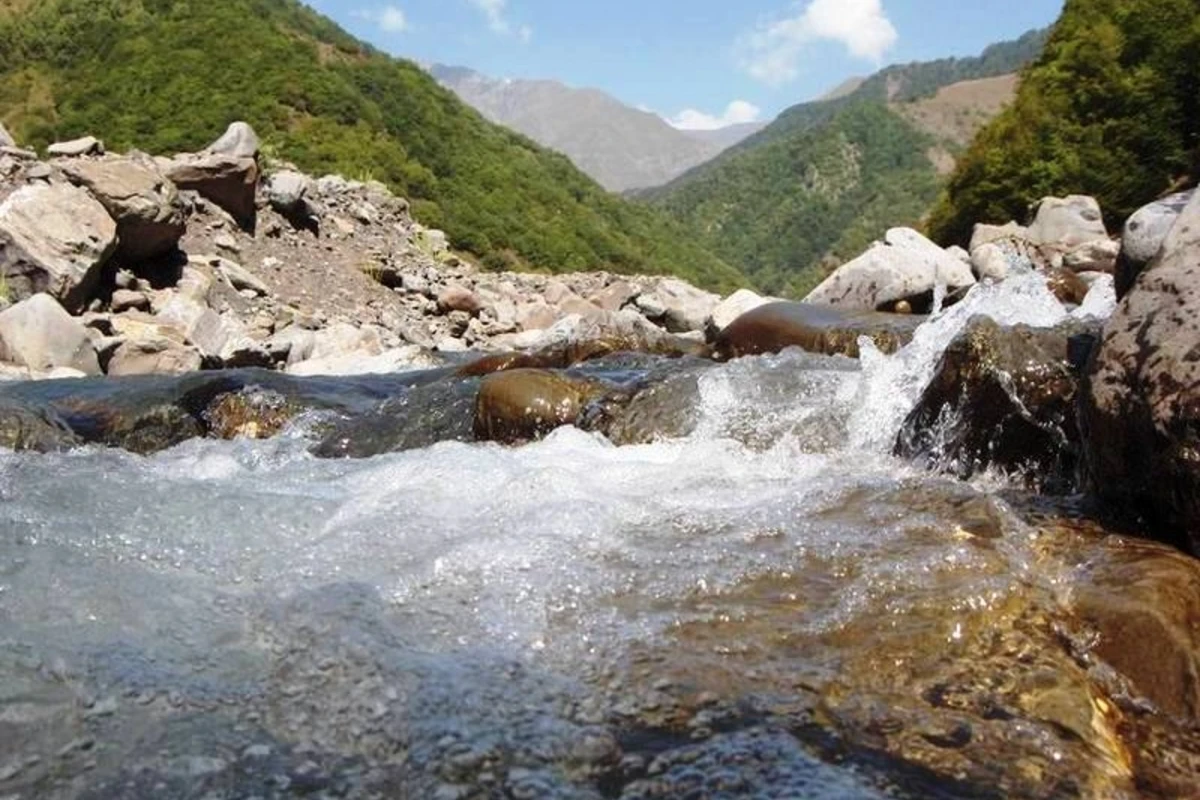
(712, 301), (922, 360)
(896, 316), (1094, 490)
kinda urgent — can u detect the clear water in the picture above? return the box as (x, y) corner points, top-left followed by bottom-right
(0, 276), (1139, 799)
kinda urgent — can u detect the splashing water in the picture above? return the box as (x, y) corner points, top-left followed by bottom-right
(0, 272), (1146, 799)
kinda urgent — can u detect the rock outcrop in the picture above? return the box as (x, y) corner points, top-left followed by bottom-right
(60, 154), (186, 262)
(1081, 190), (1200, 554)
(805, 227), (976, 312)
(163, 153), (259, 229)
(965, 195), (1118, 286)
(0, 182), (117, 312)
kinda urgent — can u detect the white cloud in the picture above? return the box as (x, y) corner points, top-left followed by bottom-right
(738, 0), (897, 86)
(379, 6), (409, 32)
(467, 0), (531, 41)
(353, 5), (409, 34)
(668, 100), (763, 131)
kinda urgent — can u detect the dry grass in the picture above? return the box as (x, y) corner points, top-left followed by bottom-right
(895, 74), (1019, 149)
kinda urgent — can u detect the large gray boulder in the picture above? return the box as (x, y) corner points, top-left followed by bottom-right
(806, 227), (976, 312)
(46, 135), (104, 158)
(0, 294), (101, 375)
(639, 278), (720, 333)
(106, 338), (202, 376)
(264, 169), (314, 217)
(205, 121), (260, 160)
(1027, 195), (1108, 248)
(706, 288), (774, 339)
(1117, 189), (1196, 298)
(0, 183), (118, 312)
(163, 154), (258, 229)
(1082, 190), (1200, 555)
(60, 155), (186, 262)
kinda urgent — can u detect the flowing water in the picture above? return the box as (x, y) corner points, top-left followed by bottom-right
(2, 275), (1196, 798)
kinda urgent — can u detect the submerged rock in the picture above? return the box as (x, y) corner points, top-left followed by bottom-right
(0, 399), (80, 451)
(1082, 191), (1200, 554)
(474, 368), (609, 444)
(1044, 266), (1089, 306)
(712, 301), (921, 360)
(895, 316), (1092, 490)
(0, 368), (430, 454)
(313, 372), (478, 457)
(1066, 537), (1200, 723)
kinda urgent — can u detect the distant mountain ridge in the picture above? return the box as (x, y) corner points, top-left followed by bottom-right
(430, 65), (765, 192)
(645, 28), (1050, 297)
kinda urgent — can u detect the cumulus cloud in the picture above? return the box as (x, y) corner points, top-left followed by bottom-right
(467, 0), (531, 40)
(739, 0), (898, 86)
(353, 5), (409, 33)
(668, 100), (763, 131)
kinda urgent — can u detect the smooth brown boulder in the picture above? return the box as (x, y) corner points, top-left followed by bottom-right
(712, 301), (921, 361)
(473, 369), (608, 444)
(895, 316), (1092, 490)
(1081, 191), (1200, 554)
(1066, 538), (1200, 723)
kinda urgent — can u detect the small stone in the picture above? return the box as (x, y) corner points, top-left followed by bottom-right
(110, 289), (150, 313)
(214, 233), (240, 253)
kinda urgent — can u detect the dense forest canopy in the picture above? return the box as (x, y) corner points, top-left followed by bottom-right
(926, 0), (1200, 245)
(0, 0), (746, 291)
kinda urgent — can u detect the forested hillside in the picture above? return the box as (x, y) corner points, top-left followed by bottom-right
(927, 0), (1200, 245)
(0, 0), (745, 291)
(646, 29), (1047, 296)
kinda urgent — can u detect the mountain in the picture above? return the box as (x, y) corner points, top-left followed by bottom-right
(431, 65), (763, 193)
(646, 29), (1049, 297)
(927, 0), (1200, 246)
(0, 0), (745, 292)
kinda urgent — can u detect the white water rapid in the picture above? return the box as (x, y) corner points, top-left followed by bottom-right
(0, 276), (1119, 798)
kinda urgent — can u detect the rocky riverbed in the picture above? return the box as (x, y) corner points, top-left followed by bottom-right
(3, 123), (1200, 799)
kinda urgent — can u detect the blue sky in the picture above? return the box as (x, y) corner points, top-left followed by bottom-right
(312, 0), (1064, 129)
